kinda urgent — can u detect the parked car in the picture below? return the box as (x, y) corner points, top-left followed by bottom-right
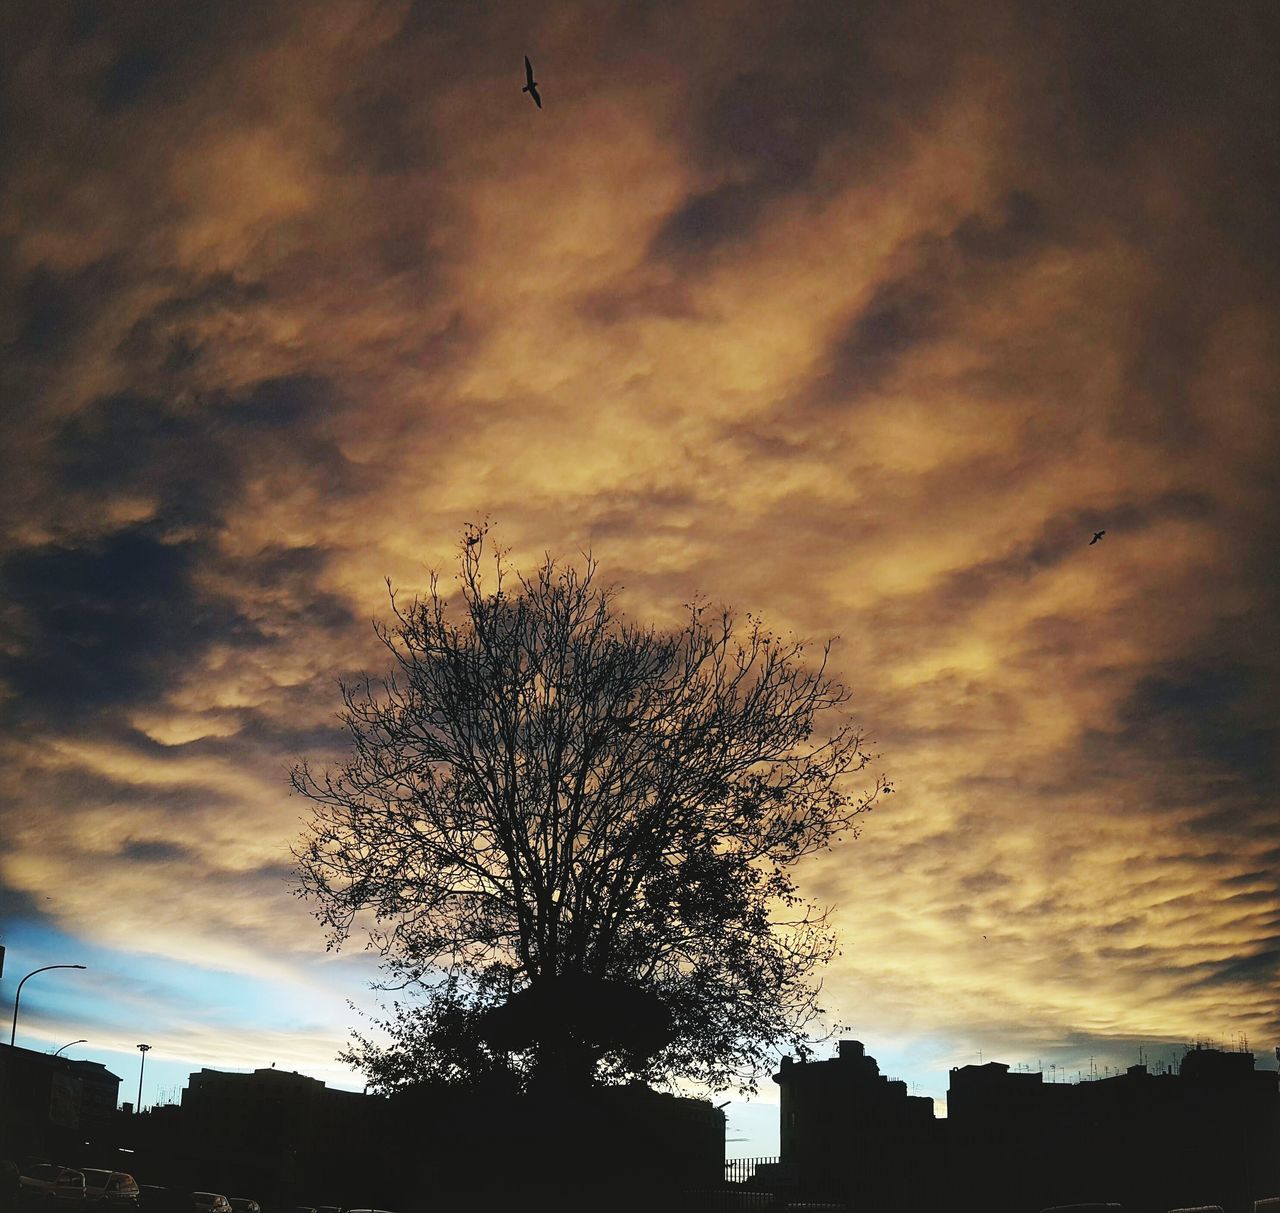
(137, 1188), (186, 1213)
(79, 1171), (139, 1206)
(190, 1196), (230, 1213)
(1040, 1207), (1124, 1213)
(19, 1166), (86, 1204)
(227, 1201), (259, 1213)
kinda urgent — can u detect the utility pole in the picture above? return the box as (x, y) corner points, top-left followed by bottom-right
(136, 1044), (151, 1113)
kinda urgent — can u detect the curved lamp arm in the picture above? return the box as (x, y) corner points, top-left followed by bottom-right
(10, 964), (87, 1047)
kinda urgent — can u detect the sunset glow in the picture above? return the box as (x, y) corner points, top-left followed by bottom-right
(2, 1), (1277, 1154)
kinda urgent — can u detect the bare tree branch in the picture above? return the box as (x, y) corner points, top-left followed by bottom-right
(291, 527), (889, 1094)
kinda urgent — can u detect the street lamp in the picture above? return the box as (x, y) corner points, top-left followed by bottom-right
(9, 964), (87, 1047)
(53, 1039), (87, 1057)
(136, 1044), (151, 1113)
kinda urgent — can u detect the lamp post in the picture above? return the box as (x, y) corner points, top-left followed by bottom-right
(136, 1044), (151, 1113)
(9, 964), (87, 1047)
(53, 1039), (87, 1057)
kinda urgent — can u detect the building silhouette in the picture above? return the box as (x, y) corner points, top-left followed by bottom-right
(124, 1063), (724, 1212)
(771, 1039), (1280, 1213)
(126, 1065), (382, 1206)
(773, 1039), (939, 1211)
(8, 1032), (1275, 1212)
(0, 1044), (122, 1160)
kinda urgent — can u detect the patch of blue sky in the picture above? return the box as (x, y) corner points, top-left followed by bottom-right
(2, 917), (370, 1046)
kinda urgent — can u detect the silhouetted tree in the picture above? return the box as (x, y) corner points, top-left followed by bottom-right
(292, 527), (888, 1093)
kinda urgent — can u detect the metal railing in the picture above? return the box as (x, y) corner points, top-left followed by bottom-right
(725, 1157), (782, 1186)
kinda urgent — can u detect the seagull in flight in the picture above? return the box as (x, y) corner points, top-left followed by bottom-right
(1089, 530), (1106, 545)
(522, 56), (542, 109)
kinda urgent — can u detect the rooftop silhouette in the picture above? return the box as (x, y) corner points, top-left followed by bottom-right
(769, 1038), (1279, 1213)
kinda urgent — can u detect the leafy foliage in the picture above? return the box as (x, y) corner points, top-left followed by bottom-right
(293, 527), (888, 1093)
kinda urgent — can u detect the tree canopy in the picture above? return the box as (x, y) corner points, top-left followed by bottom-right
(292, 528), (888, 1093)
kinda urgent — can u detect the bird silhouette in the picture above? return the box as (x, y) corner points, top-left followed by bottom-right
(465, 534), (481, 547)
(522, 56), (542, 109)
(1089, 530), (1106, 545)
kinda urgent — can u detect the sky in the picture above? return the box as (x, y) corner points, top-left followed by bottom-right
(2, 0), (1278, 1159)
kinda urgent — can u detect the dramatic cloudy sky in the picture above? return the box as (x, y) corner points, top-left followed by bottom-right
(3, 0), (1278, 1152)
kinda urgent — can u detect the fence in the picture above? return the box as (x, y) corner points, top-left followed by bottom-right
(707, 1158), (846, 1212)
(725, 1157), (782, 1186)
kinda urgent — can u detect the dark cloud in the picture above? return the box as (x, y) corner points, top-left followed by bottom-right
(15, 761), (236, 815)
(234, 544), (358, 637)
(651, 4), (957, 262)
(13, 259), (121, 360)
(117, 839), (193, 864)
(649, 181), (770, 262)
(0, 526), (253, 723)
(229, 860), (294, 888)
(958, 870), (1013, 896)
(867, 492), (1218, 654)
(1182, 941), (1280, 996)
(1222, 866), (1279, 889)
(577, 275), (698, 326)
(951, 192), (1049, 263)
(335, 83), (440, 178)
(53, 374), (353, 531)
(1018, 2), (1280, 285)
(800, 191), (1061, 409)
(116, 272), (268, 369)
(80, 0), (272, 114)
(54, 393), (236, 527)
(1118, 662), (1279, 793)
(97, 48), (166, 111)
(0, 882), (56, 927)
(825, 278), (941, 395)
(1035, 2), (1276, 161)
(227, 373), (338, 432)
(1113, 302), (1215, 448)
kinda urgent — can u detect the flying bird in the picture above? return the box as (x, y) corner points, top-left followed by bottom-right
(522, 56), (542, 109)
(1089, 530), (1106, 545)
